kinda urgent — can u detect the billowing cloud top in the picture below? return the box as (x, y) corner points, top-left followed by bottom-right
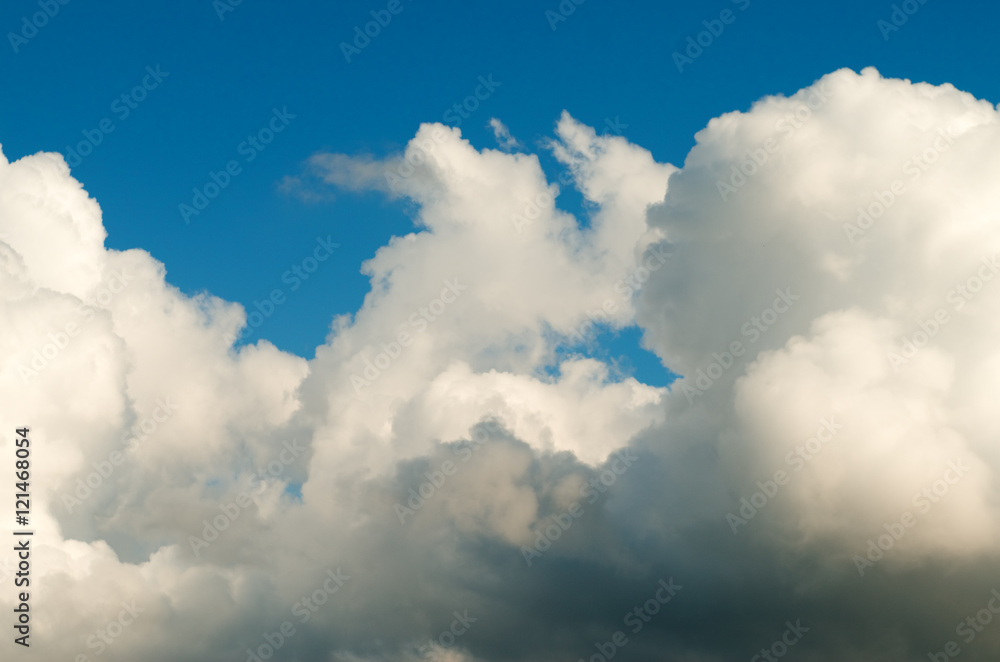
(3, 67), (1000, 661)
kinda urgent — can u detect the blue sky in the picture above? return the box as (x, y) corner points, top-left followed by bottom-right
(2, 0), (996, 379)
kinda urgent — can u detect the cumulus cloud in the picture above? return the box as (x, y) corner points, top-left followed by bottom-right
(4, 67), (1000, 661)
(488, 118), (520, 151)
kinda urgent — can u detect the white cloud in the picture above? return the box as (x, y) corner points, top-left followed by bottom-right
(4, 67), (1000, 660)
(488, 118), (520, 151)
